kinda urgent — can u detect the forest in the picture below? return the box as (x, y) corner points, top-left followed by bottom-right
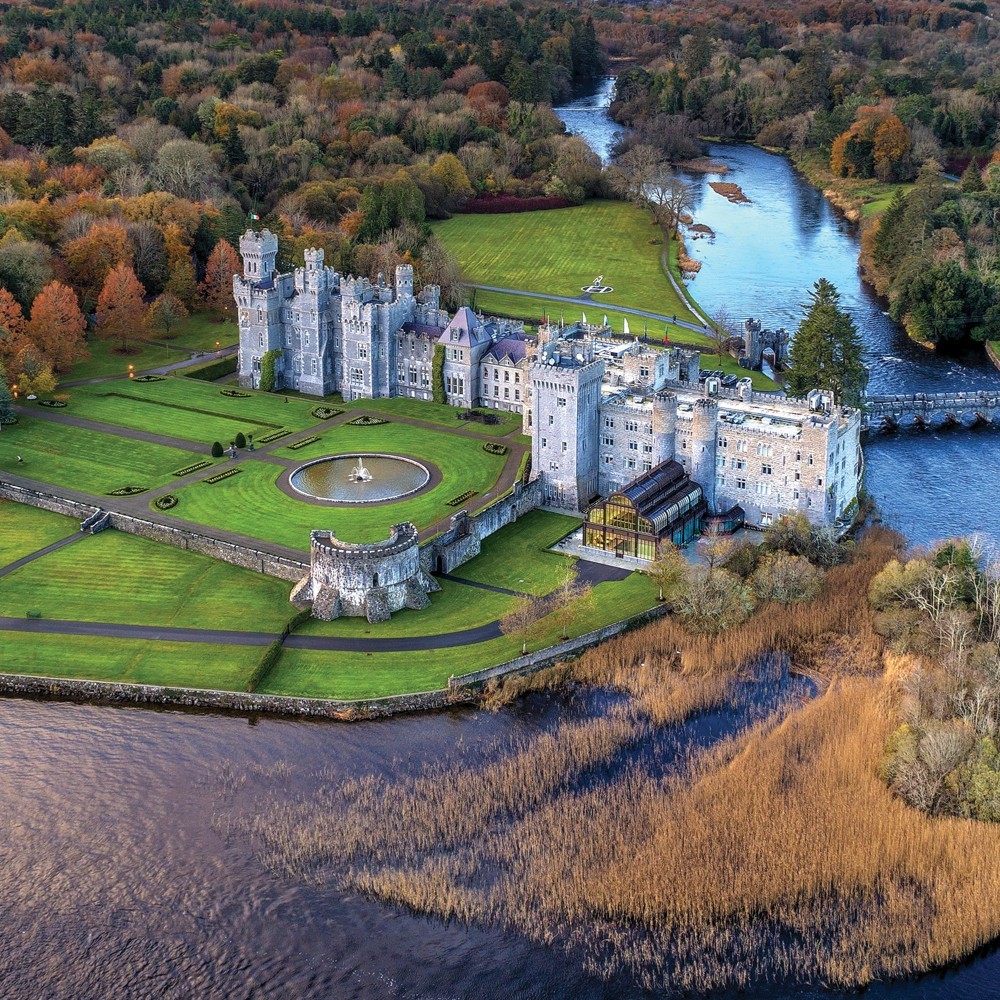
(0, 0), (999, 388)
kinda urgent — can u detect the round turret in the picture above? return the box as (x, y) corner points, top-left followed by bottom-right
(652, 392), (677, 466)
(690, 397), (719, 512)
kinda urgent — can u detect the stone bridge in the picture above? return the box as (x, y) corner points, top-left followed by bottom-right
(863, 389), (1000, 432)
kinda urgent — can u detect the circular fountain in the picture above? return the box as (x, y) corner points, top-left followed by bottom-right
(289, 454), (430, 503)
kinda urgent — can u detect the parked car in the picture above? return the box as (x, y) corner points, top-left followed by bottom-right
(722, 374), (739, 387)
(699, 369), (711, 381)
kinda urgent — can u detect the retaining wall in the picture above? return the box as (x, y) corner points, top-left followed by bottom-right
(449, 604), (669, 688)
(0, 671), (473, 719)
(0, 482), (98, 519)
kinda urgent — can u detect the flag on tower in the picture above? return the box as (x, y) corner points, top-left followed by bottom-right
(623, 317), (631, 337)
(250, 212), (260, 221)
(581, 311), (587, 325)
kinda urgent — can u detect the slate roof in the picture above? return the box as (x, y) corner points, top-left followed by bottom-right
(483, 336), (528, 364)
(439, 307), (490, 347)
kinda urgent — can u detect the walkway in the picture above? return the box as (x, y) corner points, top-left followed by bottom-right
(59, 346), (238, 388)
(0, 614), (504, 651)
(468, 283), (712, 337)
(0, 532), (87, 580)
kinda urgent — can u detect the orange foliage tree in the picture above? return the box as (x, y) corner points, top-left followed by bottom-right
(830, 105), (910, 182)
(96, 263), (147, 353)
(200, 239), (241, 315)
(163, 222), (197, 306)
(62, 220), (132, 309)
(0, 287), (28, 365)
(26, 281), (88, 373)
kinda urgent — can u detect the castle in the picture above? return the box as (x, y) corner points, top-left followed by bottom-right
(235, 233), (863, 617)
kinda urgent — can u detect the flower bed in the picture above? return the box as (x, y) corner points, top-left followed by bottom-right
(204, 467), (243, 484)
(446, 489), (478, 507)
(172, 460), (213, 477)
(287, 435), (321, 450)
(347, 415), (389, 426)
(483, 442), (509, 456)
(221, 388), (252, 398)
(39, 399), (68, 407)
(257, 429), (292, 444)
(134, 375), (165, 383)
(153, 494), (178, 511)
(107, 486), (149, 496)
(311, 406), (343, 419)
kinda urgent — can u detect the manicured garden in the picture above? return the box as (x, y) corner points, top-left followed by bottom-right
(165, 420), (513, 548)
(432, 200), (699, 324)
(61, 376), (319, 443)
(0, 415), (204, 495)
(342, 395), (524, 437)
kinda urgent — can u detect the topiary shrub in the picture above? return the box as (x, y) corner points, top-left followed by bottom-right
(211, 441), (224, 458)
(235, 431), (247, 449)
(259, 348), (281, 393)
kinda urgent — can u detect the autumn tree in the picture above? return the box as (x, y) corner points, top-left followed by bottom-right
(0, 288), (28, 365)
(646, 542), (686, 602)
(500, 595), (546, 655)
(63, 220), (132, 310)
(163, 222), (197, 307)
(200, 239), (242, 315)
(96, 263), (148, 353)
(550, 564), (594, 641)
(146, 291), (189, 340)
(26, 281), (88, 372)
(12, 343), (56, 397)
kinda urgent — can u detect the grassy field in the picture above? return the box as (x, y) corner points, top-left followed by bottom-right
(0, 530), (292, 629)
(167, 421), (510, 547)
(262, 572), (658, 699)
(0, 631), (260, 690)
(454, 509), (579, 595)
(0, 415), (204, 494)
(343, 395), (524, 437)
(433, 200), (699, 324)
(300, 577), (516, 639)
(63, 312), (237, 382)
(793, 149), (914, 220)
(61, 376), (319, 444)
(0, 503), (79, 565)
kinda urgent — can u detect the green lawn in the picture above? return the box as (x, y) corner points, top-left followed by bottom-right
(0, 530), (293, 629)
(344, 395), (524, 437)
(63, 311), (237, 383)
(261, 572), (658, 699)
(61, 376), (319, 444)
(299, 577), (516, 639)
(454, 509), (579, 595)
(0, 503), (79, 565)
(166, 420), (510, 547)
(0, 631), (260, 690)
(0, 415), (205, 494)
(433, 200), (699, 324)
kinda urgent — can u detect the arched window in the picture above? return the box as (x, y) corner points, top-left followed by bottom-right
(372, 573), (379, 587)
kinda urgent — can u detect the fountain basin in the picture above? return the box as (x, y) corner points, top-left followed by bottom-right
(289, 454), (431, 503)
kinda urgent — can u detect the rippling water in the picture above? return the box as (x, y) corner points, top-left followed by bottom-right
(676, 143), (1000, 549)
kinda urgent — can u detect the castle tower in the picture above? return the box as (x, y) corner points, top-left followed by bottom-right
(395, 263), (414, 299)
(652, 392), (677, 466)
(690, 397), (718, 513)
(239, 229), (278, 282)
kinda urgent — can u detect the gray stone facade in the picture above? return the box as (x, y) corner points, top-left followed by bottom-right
(529, 324), (862, 529)
(292, 523), (440, 623)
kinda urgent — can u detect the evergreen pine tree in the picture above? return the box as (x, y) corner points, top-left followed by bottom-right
(786, 278), (867, 406)
(960, 160), (985, 193)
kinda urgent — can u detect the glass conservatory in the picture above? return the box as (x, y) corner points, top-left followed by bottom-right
(584, 460), (706, 559)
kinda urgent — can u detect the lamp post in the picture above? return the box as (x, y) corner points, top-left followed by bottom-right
(128, 364), (135, 380)
(215, 341), (221, 357)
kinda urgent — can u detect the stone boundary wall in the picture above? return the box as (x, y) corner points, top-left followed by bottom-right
(423, 479), (542, 574)
(1, 481), (307, 582)
(449, 604), (669, 688)
(0, 671), (472, 719)
(106, 512), (308, 582)
(0, 481), (98, 520)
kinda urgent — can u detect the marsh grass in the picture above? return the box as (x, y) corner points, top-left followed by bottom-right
(227, 528), (1000, 992)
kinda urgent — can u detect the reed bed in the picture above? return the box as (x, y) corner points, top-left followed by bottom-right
(226, 528), (1000, 992)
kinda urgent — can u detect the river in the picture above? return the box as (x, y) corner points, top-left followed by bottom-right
(556, 82), (1000, 550)
(1, 82), (1000, 1000)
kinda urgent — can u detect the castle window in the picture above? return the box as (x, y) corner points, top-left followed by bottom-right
(761, 463), (772, 475)
(642, 460), (652, 471)
(761, 513), (773, 526)
(548, 415), (554, 426)
(504, 370), (510, 382)
(515, 373), (520, 384)
(257, 308), (263, 322)
(793, 490), (800, 500)
(718, 436), (728, 448)
(736, 477), (746, 490)
(350, 367), (364, 384)
(625, 420), (638, 433)
(504, 387), (509, 400)
(604, 417), (614, 429)
(717, 456), (726, 469)
(409, 367), (417, 384)
(796, 451), (801, 461)
(562, 441), (568, 452)
(557, 397), (567, 407)
(397, 365), (405, 382)
(311, 358), (318, 375)
(494, 386), (499, 397)
(515, 389), (520, 401)
(640, 366), (650, 379)
(304, 332), (310, 349)
(808, 454), (814, 465)
(629, 441), (638, 452)
(627, 458), (636, 470)
(732, 458), (746, 471)
(604, 455), (614, 465)
(258, 333), (264, 349)
(549, 461), (559, 471)
(756, 482), (771, 497)
(603, 436), (613, 447)
(643, 444), (652, 454)
(817, 476), (823, 486)
(756, 442), (773, 457)
(358, 345), (368, 359)
(542, 437), (547, 448)
(736, 440), (748, 453)
(794, 472), (800, 481)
